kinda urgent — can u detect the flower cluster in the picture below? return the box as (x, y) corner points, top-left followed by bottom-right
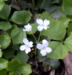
(20, 18), (52, 56)
(20, 38), (33, 54)
(23, 23), (32, 32)
(36, 18), (50, 31)
(36, 39), (52, 56)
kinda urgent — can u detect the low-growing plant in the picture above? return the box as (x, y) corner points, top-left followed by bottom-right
(0, 0), (72, 75)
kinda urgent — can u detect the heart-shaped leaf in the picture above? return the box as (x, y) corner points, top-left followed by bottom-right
(11, 11), (32, 25)
(0, 58), (8, 70)
(0, 33), (11, 49)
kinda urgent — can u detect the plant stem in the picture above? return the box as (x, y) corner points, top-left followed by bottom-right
(32, 34), (37, 43)
(31, 34), (37, 59)
(38, 32), (41, 42)
(32, 0), (35, 8)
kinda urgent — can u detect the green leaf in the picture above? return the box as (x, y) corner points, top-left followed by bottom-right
(0, 58), (8, 70)
(67, 22), (72, 36)
(11, 26), (26, 44)
(3, 49), (14, 60)
(0, 4), (11, 19)
(0, 0), (7, 2)
(47, 42), (68, 59)
(38, 12), (70, 40)
(7, 59), (22, 72)
(0, 22), (12, 31)
(37, 11), (54, 20)
(0, 0), (7, 10)
(0, 49), (2, 57)
(20, 64), (32, 75)
(43, 18), (70, 40)
(62, 0), (72, 15)
(9, 72), (21, 75)
(0, 70), (7, 75)
(64, 32), (72, 51)
(8, 60), (32, 75)
(15, 51), (29, 64)
(11, 11), (32, 25)
(42, 19), (69, 40)
(0, 33), (11, 49)
(0, 2), (4, 10)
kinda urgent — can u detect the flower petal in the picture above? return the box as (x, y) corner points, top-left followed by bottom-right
(20, 45), (26, 51)
(43, 25), (48, 30)
(40, 50), (47, 56)
(36, 19), (43, 25)
(37, 25), (43, 31)
(42, 39), (48, 47)
(44, 19), (50, 26)
(23, 24), (32, 31)
(46, 47), (52, 53)
(25, 47), (31, 54)
(23, 38), (29, 45)
(28, 41), (33, 47)
(36, 44), (42, 50)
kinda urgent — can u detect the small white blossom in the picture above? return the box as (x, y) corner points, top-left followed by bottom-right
(36, 18), (50, 31)
(20, 38), (33, 54)
(23, 24), (32, 32)
(36, 39), (52, 56)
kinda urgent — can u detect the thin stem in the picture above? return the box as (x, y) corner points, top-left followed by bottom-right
(32, 0), (35, 8)
(38, 32), (41, 42)
(32, 34), (37, 44)
(34, 47), (37, 59)
(31, 34), (37, 60)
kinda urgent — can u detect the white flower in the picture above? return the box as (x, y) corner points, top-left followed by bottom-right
(36, 18), (50, 31)
(40, 47), (52, 56)
(20, 38), (33, 54)
(36, 39), (52, 56)
(23, 24), (32, 32)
